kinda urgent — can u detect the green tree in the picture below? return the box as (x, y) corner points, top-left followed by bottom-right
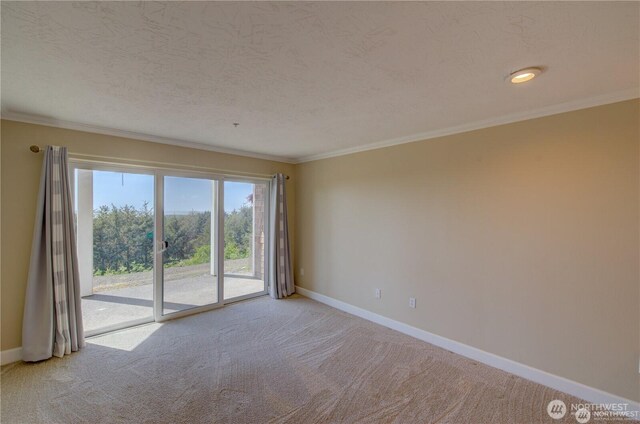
(93, 203), (154, 275)
(224, 205), (252, 259)
(92, 203), (255, 274)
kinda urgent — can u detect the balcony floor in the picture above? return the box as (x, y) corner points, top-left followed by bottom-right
(82, 272), (265, 333)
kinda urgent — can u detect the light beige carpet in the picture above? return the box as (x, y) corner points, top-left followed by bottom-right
(0, 295), (626, 423)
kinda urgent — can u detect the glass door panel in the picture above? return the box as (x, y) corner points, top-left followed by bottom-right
(162, 176), (220, 315)
(223, 180), (268, 300)
(73, 167), (155, 335)
(74, 165), (270, 335)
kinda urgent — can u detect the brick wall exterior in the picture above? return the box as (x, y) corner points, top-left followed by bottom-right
(253, 184), (267, 280)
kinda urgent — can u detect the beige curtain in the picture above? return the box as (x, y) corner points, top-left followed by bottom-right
(22, 146), (84, 362)
(269, 174), (294, 298)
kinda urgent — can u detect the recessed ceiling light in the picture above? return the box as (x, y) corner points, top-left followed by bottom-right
(508, 67), (542, 84)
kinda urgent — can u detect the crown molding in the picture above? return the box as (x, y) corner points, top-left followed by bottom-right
(3, 88), (637, 165)
(0, 111), (297, 164)
(294, 88), (640, 163)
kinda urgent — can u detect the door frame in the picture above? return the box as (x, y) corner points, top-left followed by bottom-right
(221, 177), (271, 301)
(69, 159), (272, 336)
(154, 170), (226, 323)
(69, 160), (158, 337)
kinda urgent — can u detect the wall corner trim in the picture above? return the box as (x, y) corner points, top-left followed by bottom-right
(1, 347), (23, 366)
(294, 89), (639, 163)
(0, 113), (297, 164)
(295, 285), (640, 412)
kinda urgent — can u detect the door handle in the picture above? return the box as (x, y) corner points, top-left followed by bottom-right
(157, 240), (169, 253)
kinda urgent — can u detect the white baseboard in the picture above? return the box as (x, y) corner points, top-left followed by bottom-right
(295, 285), (640, 412)
(1, 347), (22, 365)
(4, 289), (639, 412)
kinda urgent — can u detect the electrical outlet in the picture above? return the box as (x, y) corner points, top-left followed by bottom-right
(409, 297), (416, 308)
(300, 268), (304, 276)
(375, 288), (381, 299)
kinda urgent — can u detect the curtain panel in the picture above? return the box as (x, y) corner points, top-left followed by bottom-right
(269, 174), (294, 299)
(22, 146), (84, 362)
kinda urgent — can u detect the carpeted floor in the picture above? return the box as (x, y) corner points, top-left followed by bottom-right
(0, 295), (623, 423)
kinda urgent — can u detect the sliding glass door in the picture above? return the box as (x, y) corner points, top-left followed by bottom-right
(223, 180), (269, 301)
(72, 162), (270, 336)
(73, 166), (156, 336)
(157, 174), (222, 319)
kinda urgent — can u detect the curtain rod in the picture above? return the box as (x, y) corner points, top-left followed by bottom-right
(29, 145), (289, 179)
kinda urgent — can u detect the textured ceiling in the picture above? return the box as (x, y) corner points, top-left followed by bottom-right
(1, 2), (638, 162)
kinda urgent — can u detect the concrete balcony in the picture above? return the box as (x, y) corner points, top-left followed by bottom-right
(82, 262), (265, 333)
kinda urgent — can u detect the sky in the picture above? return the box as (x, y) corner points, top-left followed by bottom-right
(88, 171), (254, 214)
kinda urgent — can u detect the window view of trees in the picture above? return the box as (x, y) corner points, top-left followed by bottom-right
(93, 203), (154, 275)
(92, 203), (253, 276)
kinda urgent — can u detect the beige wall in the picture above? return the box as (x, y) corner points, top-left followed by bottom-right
(295, 100), (639, 402)
(1, 100), (638, 402)
(0, 120), (296, 352)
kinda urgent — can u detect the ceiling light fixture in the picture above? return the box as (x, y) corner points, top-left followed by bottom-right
(508, 67), (542, 84)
